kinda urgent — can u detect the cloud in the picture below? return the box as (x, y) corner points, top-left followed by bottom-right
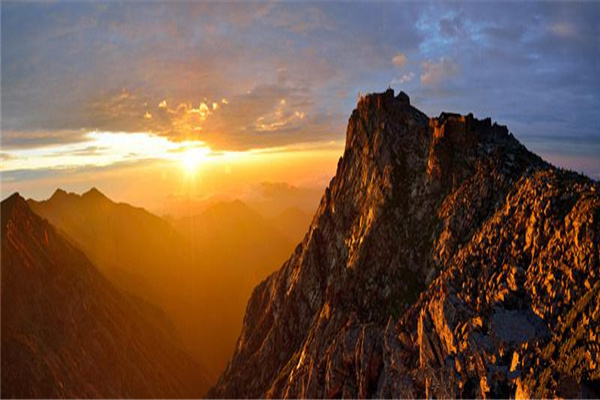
(192, 83), (339, 149)
(0, 152), (14, 162)
(154, 99), (223, 139)
(252, 181), (324, 213)
(259, 182), (302, 199)
(265, 5), (334, 34)
(1, 2), (424, 152)
(438, 13), (464, 37)
(2, 1), (598, 181)
(84, 81), (341, 150)
(254, 98), (306, 132)
(83, 88), (154, 133)
(420, 57), (459, 87)
(391, 72), (415, 85)
(392, 53), (407, 68)
(0, 129), (88, 149)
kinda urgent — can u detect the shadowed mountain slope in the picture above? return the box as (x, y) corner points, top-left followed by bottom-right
(1, 194), (209, 398)
(268, 207), (313, 244)
(28, 192), (301, 380)
(171, 200), (300, 372)
(28, 188), (190, 302)
(210, 90), (600, 399)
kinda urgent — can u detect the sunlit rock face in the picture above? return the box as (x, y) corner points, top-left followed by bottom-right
(210, 90), (600, 399)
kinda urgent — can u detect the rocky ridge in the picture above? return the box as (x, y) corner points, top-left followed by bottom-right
(1, 194), (209, 398)
(210, 90), (600, 398)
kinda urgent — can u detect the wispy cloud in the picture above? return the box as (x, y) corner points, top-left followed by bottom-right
(392, 53), (407, 68)
(391, 72), (415, 86)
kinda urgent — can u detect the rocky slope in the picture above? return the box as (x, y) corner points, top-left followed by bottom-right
(210, 90), (600, 398)
(1, 194), (209, 398)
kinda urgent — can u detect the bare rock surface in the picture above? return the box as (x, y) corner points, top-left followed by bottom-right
(210, 90), (600, 399)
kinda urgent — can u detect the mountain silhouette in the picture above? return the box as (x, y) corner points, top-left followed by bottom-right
(29, 192), (302, 380)
(210, 90), (600, 398)
(1, 194), (209, 398)
(268, 207), (313, 243)
(28, 187), (190, 302)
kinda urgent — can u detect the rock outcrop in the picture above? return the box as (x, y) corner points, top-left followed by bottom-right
(210, 89), (600, 398)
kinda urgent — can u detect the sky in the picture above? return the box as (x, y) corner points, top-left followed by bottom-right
(1, 2), (599, 214)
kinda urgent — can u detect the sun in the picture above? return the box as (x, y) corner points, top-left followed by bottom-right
(180, 147), (210, 175)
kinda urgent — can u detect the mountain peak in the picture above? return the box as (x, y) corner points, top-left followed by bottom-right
(50, 188), (72, 201)
(2, 191), (24, 206)
(354, 88), (413, 116)
(344, 89), (428, 155)
(52, 187), (67, 196)
(203, 199), (252, 216)
(211, 90), (600, 399)
(396, 90), (410, 105)
(82, 187), (108, 201)
(1, 192), (27, 228)
(2, 192), (43, 241)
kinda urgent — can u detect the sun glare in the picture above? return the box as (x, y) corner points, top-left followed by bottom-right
(180, 147), (210, 175)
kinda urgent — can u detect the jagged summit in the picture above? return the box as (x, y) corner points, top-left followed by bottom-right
(1, 192), (24, 216)
(3, 191), (22, 202)
(1, 193), (26, 237)
(211, 90), (599, 399)
(50, 187), (69, 199)
(396, 90), (410, 105)
(49, 187), (110, 203)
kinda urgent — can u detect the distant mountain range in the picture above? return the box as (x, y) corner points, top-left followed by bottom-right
(3, 187), (308, 396)
(28, 188), (191, 306)
(169, 200), (310, 374)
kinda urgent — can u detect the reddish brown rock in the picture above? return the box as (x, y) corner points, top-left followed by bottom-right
(210, 90), (600, 399)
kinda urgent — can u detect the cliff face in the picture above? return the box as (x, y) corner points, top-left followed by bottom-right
(210, 90), (600, 399)
(1, 194), (209, 398)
